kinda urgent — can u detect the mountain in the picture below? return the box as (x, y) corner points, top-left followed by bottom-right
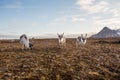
(116, 29), (120, 35)
(91, 27), (120, 38)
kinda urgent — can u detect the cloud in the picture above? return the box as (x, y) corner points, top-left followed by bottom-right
(94, 18), (120, 25)
(38, 15), (47, 19)
(46, 17), (67, 26)
(9, 19), (18, 27)
(92, 16), (102, 20)
(76, 0), (95, 5)
(76, 0), (109, 14)
(5, 5), (23, 9)
(75, 0), (120, 27)
(110, 9), (120, 17)
(53, 17), (67, 22)
(72, 17), (86, 23)
(31, 22), (38, 27)
(4, 1), (24, 9)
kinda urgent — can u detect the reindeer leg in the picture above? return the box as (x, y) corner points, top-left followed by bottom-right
(21, 45), (24, 50)
(21, 45), (24, 51)
(64, 42), (66, 48)
(24, 45), (26, 50)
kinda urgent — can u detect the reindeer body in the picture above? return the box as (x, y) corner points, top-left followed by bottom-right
(20, 34), (33, 49)
(76, 34), (87, 48)
(77, 36), (86, 45)
(57, 33), (66, 47)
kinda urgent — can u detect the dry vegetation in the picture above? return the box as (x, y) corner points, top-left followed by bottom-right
(0, 38), (120, 80)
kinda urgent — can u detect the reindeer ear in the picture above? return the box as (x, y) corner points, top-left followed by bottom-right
(62, 33), (64, 36)
(85, 34), (87, 38)
(81, 34), (83, 38)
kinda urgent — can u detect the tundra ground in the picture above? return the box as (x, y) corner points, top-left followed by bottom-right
(0, 38), (120, 80)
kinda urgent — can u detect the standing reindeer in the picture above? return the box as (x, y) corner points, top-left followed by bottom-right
(57, 33), (66, 47)
(20, 34), (33, 50)
(76, 34), (87, 48)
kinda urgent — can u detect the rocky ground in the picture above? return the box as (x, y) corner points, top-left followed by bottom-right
(0, 38), (120, 80)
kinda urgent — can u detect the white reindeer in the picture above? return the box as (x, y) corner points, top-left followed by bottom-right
(20, 34), (33, 50)
(57, 33), (66, 47)
(76, 34), (87, 48)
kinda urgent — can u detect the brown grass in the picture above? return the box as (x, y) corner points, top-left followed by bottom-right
(0, 38), (120, 80)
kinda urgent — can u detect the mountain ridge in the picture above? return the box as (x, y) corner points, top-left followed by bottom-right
(91, 27), (120, 38)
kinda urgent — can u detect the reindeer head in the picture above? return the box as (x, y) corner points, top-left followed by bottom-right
(20, 34), (32, 49)
(57, 33), (64, 41)
(29, 43), (33, 49)
(81, 34), (87, 42)
(20, 34), (27, 40)
(57, 33), (66, 45)
(77, 34), (87, 45)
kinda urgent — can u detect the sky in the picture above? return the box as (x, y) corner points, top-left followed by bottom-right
(0, 0), (120, 36)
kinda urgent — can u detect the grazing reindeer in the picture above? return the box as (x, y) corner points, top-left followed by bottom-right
(76, 34), (87, 48)
(57, 33), (66, 47)
(20, 34), (33, 50)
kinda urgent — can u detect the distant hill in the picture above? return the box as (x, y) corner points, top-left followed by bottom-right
(116, 29), (120, 35)
(91, 27), (120, 38)
(0, 34), (19, 39)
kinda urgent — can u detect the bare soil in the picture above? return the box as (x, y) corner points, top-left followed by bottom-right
(0, 38), (120, 80)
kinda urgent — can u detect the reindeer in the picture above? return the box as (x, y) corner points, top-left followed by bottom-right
(57, 33), (66, 47)
(20, 34), (33, 50)
(76, 34), (87, 48)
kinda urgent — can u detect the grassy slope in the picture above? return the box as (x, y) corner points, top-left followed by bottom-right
(0, 38), (120, 80)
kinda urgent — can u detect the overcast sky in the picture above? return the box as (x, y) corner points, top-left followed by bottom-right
(0, 0), (120, 36)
